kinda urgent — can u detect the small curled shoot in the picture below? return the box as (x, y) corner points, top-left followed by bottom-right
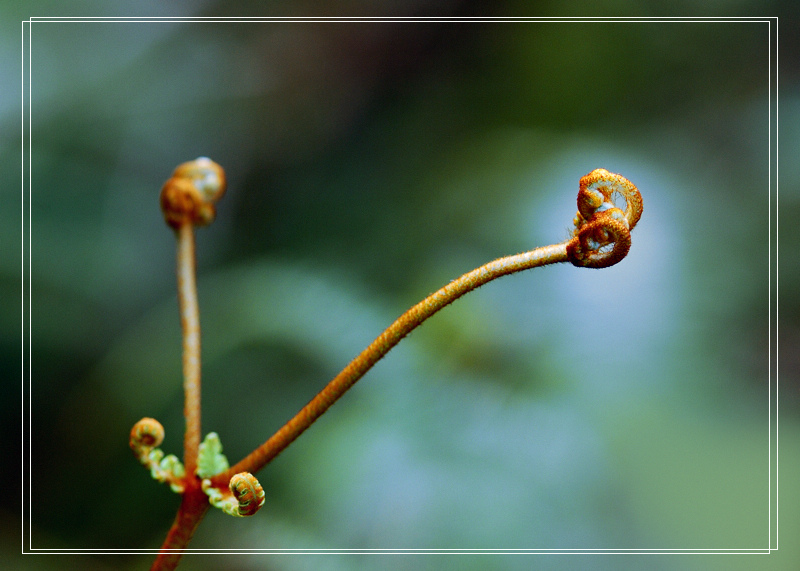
(229, 473), (266, 516)
(130, 417), (164, 452)
(160, 157), (227, 229)
(202, 472), (265, 517)
(129, 417), (185, 493)
(567, 168), (642, 268)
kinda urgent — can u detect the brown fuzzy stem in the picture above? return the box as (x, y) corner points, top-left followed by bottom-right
(212, 242), (570, 485)
(176, 222), (202, 478)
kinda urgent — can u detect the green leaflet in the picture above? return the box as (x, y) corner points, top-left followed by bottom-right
(196, 432), (230, 478)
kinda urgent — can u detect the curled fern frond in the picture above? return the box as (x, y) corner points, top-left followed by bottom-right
(160, 157), (227, 229)
(567, 168), (642, 268)
(129, 417), (185, 493)
(202, 472), (265, 517)
(130, 417), (164, 454)
(229, 473), (266, 516)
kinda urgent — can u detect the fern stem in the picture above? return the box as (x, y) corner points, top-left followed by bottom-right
(176, 222), (202, 477)
(212, 242), (569, 484)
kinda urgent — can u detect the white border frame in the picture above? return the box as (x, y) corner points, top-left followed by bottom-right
(20, 15), (780, 557)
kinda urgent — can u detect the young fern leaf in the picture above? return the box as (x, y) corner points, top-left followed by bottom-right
(196, 432), (230, 478)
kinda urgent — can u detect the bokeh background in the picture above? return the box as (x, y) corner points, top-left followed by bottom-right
(4, 2), (799, 570)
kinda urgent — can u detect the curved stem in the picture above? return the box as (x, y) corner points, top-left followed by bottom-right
(212, 241), (569, 485)
(176, 222), (202, 481)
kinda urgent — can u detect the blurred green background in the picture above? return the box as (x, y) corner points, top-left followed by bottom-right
(5, 1), (799, 570)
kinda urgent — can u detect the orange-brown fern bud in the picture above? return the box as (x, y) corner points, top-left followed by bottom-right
(160, 157), (226, 229)
(567, 168), (642, 269)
